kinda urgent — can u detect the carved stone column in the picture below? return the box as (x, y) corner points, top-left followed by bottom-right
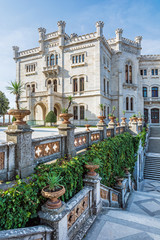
(97, 122), (107, 140)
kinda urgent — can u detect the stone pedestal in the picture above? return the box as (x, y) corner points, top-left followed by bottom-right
(83, 174), (102, 215)
(121, 121), (127, 130)
(38, 203), (68, 240)
(58, 123), (76, 157)
(5, 124), (34, 178)
(108, 122), (116, 136)
(131, 121), (138, 135)
(97, 123), (107, 139)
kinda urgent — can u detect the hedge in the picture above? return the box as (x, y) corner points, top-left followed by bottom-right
(0, 132), (141, 230)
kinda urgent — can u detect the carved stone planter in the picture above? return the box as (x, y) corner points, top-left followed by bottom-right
(59, 113), (73, 124)
(115, 177), (124, 186)
(8, 109), (31, 125)
(117, 122), (120, 127)
(85, 164), (99, 176)
(132, 117), (137, 122)
(124, 167), (130, 175)
(98, 116), (106, 124)
(41, 185), (65, 209)
(109, 116), (115, 123)
(121, 117), (126, 123)
(85, 124), (91, 131)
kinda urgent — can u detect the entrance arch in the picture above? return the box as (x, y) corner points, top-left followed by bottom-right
(34, 103), (46, 121)
(151, 108), (159, 123)
(54, 103), (61, 122)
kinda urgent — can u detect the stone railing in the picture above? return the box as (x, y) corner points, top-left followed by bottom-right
(66, 32), (97, 45)
(45, 31), (58, 40)
(19, 47), (40, 57)
(100, 184), (120, 208)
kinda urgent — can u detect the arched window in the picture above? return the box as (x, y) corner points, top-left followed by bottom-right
(56, 54), (58, 65)
(47, 56), (50, 66)
(48, 80), (51, 85)
(126, 97), (129, 110)
(73, 106), (78, 120)
(53, 80), (57, 92)
(32, 84), (35, 93)
(143, 87), (147, 97)
(107, 81), (109, 94)
(104, 78), (106, 94)
(80, 106), (85, 120)
(107, 106), (109, 119)
(129, 66), (132, 84)
(73, 78), (78, 93)
(125, 65), (128, 83)
(50, 54), (55, 66)
(80, 77), (84, 92)
(27, 84), (30, 88)
(152, 87), (158, 97)
(130, 97), (133, 111)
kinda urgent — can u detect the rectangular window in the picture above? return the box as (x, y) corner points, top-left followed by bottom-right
(73, 106), (78, 120)
(72, 56), (75, 64)
(104, 79), (106, 94)
(144, 69), (147, 75)
(143, 87), (147, 97)
(152, 87), (158, 97)
(155, 69), (158, 75)
(76, 56), (78, 63)
(82, 54), (85, 62)
(107, 106), (109, 119)
(152, 69), (155, 75)
(79, 55), (81, 63)
(73, 79), (78, 93)
(104, 106), (106, 117)
(80, 106), (84, 120)
(107, 81), (109, 94)
(80, 78), (84, 92)
(140, 70), (143, 75)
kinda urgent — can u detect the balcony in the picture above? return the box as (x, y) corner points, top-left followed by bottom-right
(144, 97), (160, 103)
(43, 65), (59, 77)
(123, 83), (138, 90)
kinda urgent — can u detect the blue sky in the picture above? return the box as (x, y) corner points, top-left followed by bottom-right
(1, 0), (160, 108)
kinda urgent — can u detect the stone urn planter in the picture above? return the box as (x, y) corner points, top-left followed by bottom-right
(132, 117), (137, 122)
(121, 117), (126, 123)
(85, 163), (99, 176)
(85, 124), (91, 131)
(117, 122), (120, 127)
(98, 116), (106, 124)
(8, 109), (31, 125)
(124, 167), (130, 175)
(115, 177), (124, 186)
(41, 185), (65, 209)
(59, 113), (73, 124)
(109, 116), (115, 123)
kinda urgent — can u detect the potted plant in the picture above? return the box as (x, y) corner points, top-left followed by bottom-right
(114, 167), (125, 186)
(85, 158), (101, 176)
(98, 104), (106, 123)
(132, 114), (137, 122)
(41, 173), (65, 209)
(59, 95), (73, 124)
(85, 117), (90, 131)
(124, 166), (130, 175)
(116, 118), (120, 126)
(138, 112), (143, 122)
(109, 106), (116, 123)
(6, 81), (30, 125)
(121, 110), (126, 123)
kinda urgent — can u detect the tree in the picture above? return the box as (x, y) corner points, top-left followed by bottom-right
(45, 111), (57, 124)
(6, 81), (23, 109)
(0, 91), (9, 116)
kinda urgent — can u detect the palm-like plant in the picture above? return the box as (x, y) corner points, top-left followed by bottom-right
(6, 81), (23, 109)
(66, 95), (73, 113)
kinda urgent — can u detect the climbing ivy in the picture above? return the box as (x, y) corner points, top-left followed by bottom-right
(0, 132), (141, 230)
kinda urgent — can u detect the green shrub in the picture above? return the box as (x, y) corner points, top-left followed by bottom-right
(45, 111), (56, 123)
(12, 116), (16, 122)
(0, 132), (139, 230)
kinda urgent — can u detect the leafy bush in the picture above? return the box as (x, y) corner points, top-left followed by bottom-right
(12, 116), (16, 122)
(45, 111), (56, 123)
(0, 132), (139, 230)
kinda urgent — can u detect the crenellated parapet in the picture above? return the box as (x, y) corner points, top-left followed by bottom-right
(12, 46), (19, 60)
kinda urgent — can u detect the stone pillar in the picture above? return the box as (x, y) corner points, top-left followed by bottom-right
(97, 122), (107, 139)
(12, 46), (19, 60)
(96, 21), (104, 38)
(38, 27), (46, 53)
(48, 85), (54, 112)
(131, 121), (138, 135)
(58, 123), (76, 157)
(135, 36), (142, 55)
(9, 114), (11, 124)
(83, 175), (102, 215)
(38, 204), (68, 240)
(108, 121), (116, 136)
(5, 124), (34, 178)
(115, 28), (123, 51)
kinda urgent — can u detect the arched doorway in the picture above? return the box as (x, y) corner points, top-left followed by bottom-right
(151, 108), (159, 123)
(54, 103), (61, 122)
(34, 103), (46, 123)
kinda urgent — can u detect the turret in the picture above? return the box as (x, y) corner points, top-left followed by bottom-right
(115, 28), (123, 51)
(38, 27), (46, 53)
(96, 21), (104, 37)
(57, 20), (66, 46)
(135, 36), (142, 55)
(12, 46), (19, 60)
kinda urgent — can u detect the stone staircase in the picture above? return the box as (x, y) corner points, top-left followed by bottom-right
(144, 126), (160, 180)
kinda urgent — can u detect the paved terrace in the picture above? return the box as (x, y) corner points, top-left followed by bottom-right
(0, 126), (97, 143)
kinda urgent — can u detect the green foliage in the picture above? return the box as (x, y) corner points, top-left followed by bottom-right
(137, 127), (147, 148)
(0, 91), (9, 116)
(84, 117), (88, 121)
(6, 81), (23, 109)
(45, 111), (56, 123)
(12, 116), (16, 122)
(0, 132), (139, 230)
(48, 173), (63, 191)
(132, 114), (137, 117)
(122, 110), (126, 116)
(116, 118), (119, 122)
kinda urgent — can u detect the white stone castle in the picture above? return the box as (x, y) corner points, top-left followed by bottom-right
(12, 21), (160, 125)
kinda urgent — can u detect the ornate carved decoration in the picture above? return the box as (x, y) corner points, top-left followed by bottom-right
(112, 193), (118, 202)
(100, 188), (109, 200)
(91, 133), (100, 142)
(107, 129), (111, 137)
(67, 195), (88, 229)
(35, 141), (60, 159)
(0, 152), (5, 170)
(74, 136), (87, 147)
